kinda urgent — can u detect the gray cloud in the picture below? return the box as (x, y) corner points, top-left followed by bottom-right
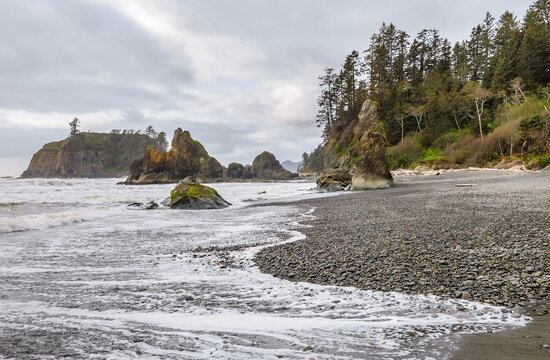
(0, 0), (534, 175)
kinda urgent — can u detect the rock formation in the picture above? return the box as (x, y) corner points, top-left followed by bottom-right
(227, 162), (245, 179)
(123, 128), (224, 184)
(316, 168), (352, 192)
(351, 99), (393, 190)
(164, 181), (230, 210)
(251, 151), (298, 180)
(21, 133), (158, 178)
(314, 99), (393, 191)
(224, 152), (298, 181)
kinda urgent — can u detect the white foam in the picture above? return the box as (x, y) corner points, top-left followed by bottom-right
(0, 178), (529, 359)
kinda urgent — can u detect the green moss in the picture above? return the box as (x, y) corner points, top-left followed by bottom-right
(170, 183), (218, 206)
(193, 140), (206, 152)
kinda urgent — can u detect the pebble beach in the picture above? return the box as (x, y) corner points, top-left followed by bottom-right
(255, 169), (550, 356)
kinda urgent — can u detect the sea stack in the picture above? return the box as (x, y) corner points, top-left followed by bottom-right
(351, 99), (393, 190)
(123, 128), (224, 184)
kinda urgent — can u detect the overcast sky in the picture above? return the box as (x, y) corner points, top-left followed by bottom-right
(0, 0), (532, 176)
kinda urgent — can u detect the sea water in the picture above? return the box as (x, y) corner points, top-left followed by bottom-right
(0, 178), (527, 359)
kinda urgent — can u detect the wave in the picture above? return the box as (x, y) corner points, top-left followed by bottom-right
(0, 207), (121, 233)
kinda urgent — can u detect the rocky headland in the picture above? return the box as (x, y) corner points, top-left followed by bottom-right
(256, 170), (550, 317)
(21, 132), (158, 178)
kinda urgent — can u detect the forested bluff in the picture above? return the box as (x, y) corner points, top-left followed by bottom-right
(300, 0), (550, 172)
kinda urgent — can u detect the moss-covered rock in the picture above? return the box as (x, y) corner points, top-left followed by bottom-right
(124, 128), (224, 184)
(166, 182), (230, 210)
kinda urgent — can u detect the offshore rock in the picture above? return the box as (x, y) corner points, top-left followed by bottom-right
(251, 151), (298, 180)
(123, 128), (224, 184)
(165, 181), (230, 210)
(21, 133), (158, 178)
(227, 162), (245, 179)
(351, 99), (393, 190)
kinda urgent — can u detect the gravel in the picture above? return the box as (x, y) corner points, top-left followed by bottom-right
(255, 170), (550, 316)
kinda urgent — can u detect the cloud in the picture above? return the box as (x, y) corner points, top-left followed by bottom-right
(0, 0), (534, 175)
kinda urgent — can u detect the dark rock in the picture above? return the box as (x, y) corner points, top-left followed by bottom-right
(316, 168), (352, 192)
(144, 201), (159, 210)
(242, 165), (254, 179)
(227, 162), (245, 179)
(251, 151), (298, 180)
(127, 201), (159, 210)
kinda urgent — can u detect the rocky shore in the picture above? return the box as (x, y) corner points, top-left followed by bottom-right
(255, 170), (550, 317)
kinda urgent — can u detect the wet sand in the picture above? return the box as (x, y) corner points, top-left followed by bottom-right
(451, 314), (550, 359)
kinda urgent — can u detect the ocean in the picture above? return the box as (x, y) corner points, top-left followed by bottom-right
(0, 178), (526, 359)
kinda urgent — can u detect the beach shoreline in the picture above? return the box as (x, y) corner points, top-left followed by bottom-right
(255, 170), (550, 358)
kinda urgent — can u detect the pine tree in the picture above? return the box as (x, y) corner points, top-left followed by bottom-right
(518, 0), (550, 87)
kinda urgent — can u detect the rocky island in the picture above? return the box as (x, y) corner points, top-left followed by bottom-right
(21, 132), (160, 178)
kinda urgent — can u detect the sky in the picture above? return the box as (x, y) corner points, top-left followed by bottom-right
(0, 0), (532, 176)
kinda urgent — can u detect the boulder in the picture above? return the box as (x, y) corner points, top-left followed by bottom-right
(317, 168), (352, 192)
(251, 151), (298, 180)
(127, 201), (159, 210)
(351, 99), (393, 190)
(227, 162), (245, 179)
(123, 128), (224, 184)
(165, 181), (231, 210)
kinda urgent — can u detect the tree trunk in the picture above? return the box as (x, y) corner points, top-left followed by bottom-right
(452, 110), (461, 130)
(475, 99), (484, 138)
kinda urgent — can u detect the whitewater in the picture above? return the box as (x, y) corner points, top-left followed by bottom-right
(0, 177), (527, 359)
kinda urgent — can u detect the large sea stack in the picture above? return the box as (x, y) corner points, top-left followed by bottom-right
(21, 133), (158, 178)
(351, 99), (393, 190)
(123, 128), (224, 184)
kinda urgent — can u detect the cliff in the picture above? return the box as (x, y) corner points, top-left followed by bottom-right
(123, 128), (224, 184)
(21, 133), (158, 178)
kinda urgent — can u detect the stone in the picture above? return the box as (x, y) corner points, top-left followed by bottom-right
(251, 151), (298, 180)
(351, 99), (393, 190)
(123, 128), (224, 184)
(227, 162), (245, 179)
(127, 201), (159, 210)
(165, 181), (230, 210)
(316, 168), (352, 192)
